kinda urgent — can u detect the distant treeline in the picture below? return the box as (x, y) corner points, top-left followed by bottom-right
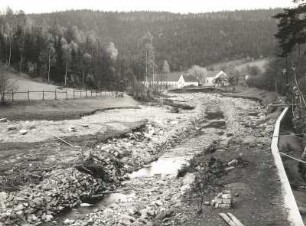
(0, 9), (281, 88)
(31, 10), (280, 70)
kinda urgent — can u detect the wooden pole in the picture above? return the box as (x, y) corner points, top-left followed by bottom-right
(11, 90), (14, 102)
(27, 90), (30, 101)
(42, 90), (44, 100)
(73, 89), (75, 99)
(66, 90), (68, 100)
(55, 89), (57, 100)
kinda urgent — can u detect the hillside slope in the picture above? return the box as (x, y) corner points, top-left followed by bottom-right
(31, 9), (281, 70)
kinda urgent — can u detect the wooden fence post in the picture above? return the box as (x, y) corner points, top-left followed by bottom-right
(43, 90), (45, 100)
(66, 90), (68, 100)
(27, 90), (30, 101)
(91, 90), (92, 97)
(11, 90), (14, 102)
(55, 89), (57, 100)
(73, 89), (75, 99)
(80, 90), (81, 98)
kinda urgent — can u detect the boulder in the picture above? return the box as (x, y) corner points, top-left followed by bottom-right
(19, 129), (28, 135)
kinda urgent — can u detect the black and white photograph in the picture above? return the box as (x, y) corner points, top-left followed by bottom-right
(0, 0), (306, 225)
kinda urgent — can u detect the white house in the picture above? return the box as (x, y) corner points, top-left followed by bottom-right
(202, 70), (229, 87)
(178, 75), (198, 88)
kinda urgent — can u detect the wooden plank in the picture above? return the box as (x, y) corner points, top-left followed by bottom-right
(219, 213), (237, 226)
(227, 213), (244, 226)
(271, 107), (305, 226)
(51, 135), (74, 147)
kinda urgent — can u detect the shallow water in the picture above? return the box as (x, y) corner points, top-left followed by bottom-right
(130, 157), (189, 178)
(40, 103), (227, 225)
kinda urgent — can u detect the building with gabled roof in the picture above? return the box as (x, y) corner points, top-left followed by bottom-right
(202, 70), (229, 86)
(142, 72), (199, 88)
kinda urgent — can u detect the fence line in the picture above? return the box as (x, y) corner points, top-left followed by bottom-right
(2, 89), (124, 102)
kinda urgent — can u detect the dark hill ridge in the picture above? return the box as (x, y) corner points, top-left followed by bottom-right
(30, 9), (281, 71)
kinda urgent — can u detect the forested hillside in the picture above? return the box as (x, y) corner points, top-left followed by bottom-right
(33, 10), (280, 70)
(0, 9), (281, 89)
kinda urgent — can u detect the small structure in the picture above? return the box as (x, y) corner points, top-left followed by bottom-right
(178, 74), (198, 88)
(202, 70), (229, 87)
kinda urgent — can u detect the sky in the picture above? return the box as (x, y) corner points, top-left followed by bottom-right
(0, 0), (297, 14)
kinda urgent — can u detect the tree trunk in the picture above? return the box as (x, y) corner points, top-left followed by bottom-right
(19, 53), (23, 72)
(64, 61), (68, 86)
(145, 49), (148, 85)
(82, 67), (85, 88)
(48, 51), (51, 83)
(8, 38), (11, 66)
(291, 59), (306, 108)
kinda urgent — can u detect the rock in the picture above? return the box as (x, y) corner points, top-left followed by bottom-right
(15, 203), (24, 211)
(28, 125), (36, 130)
(0, 192), (7, 209)
(63, 219), (75, 225)
(0, 118), (7, 123)
(68, 127), (76, 132)
(204, 201), (210, 206)
(182, 173), (195, 185)
(80, 203), (93, 207)
(211, 190), (233, 209)
(29, 214), (38, 222)
(170, 107), (179, 113)
(7, 125), (17, 131)
(153, 201), (163, 206)
(42, 214), (53, 222)
(170, 120), (178, 125)
(119, 214), (136, 225)
(154, 209), (175, 221)
(19, 129), (28, 135)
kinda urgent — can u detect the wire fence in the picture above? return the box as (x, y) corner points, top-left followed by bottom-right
(2, 89), (125, 102)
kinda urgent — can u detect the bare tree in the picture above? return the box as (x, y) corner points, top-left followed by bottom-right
(61, 37), (72, 86)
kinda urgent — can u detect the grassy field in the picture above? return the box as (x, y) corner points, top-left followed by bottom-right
(0, 96), (139, 121)
(7, 72), (114, 101)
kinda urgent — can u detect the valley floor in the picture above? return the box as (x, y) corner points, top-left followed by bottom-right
(0, 92), (295, 226)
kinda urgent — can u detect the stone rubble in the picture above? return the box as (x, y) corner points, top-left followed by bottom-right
(0, 93), (206, 226)
(211, 190), (233, 209)
(0, 93), (280, 226)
